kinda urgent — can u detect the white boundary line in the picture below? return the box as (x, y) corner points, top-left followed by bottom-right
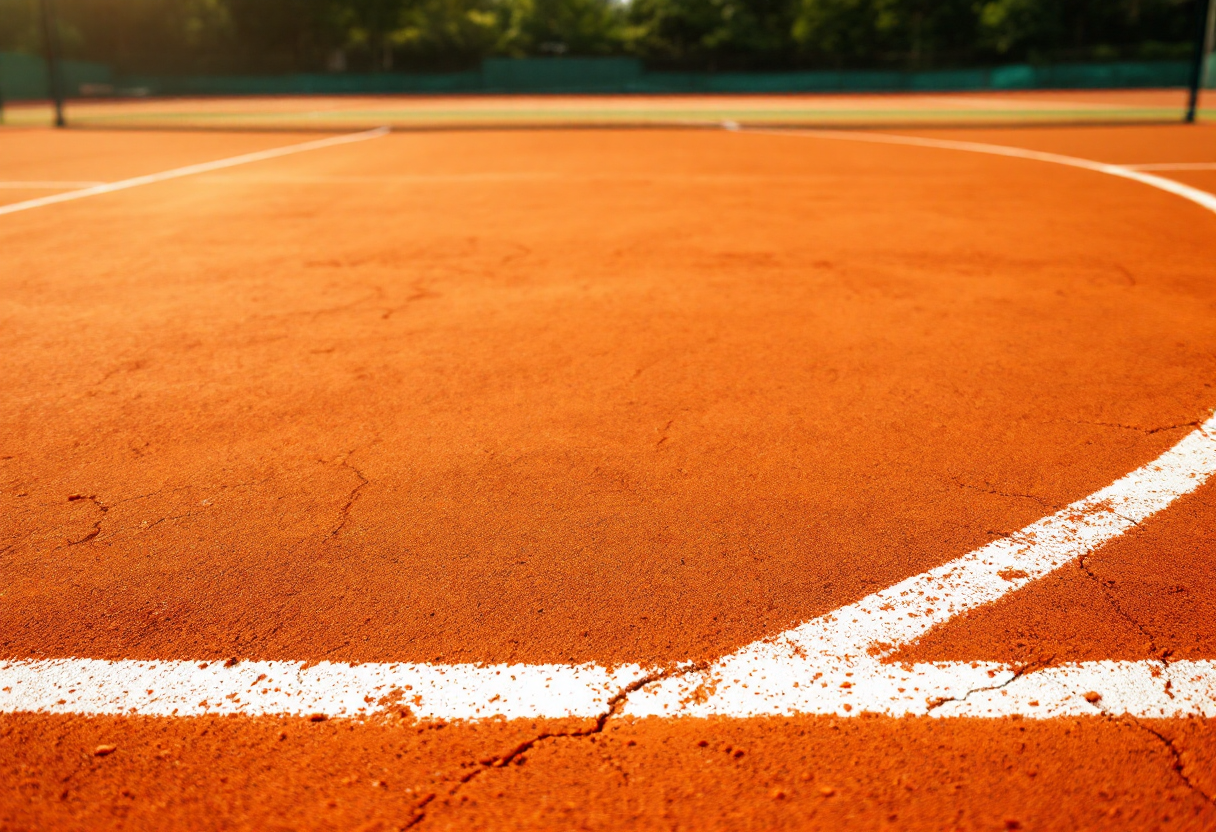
(725, 124), (1216, 215)
(627, 411), (1216, 718)
(2, 657), (1213, 721)
(2, 127), (1215, 721)
(0, 126), (389, 217)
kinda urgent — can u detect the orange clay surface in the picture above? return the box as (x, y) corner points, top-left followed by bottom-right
(2, 123), (1216, 828)
(2, 87), (1209, 131)
(2, 713), (1214, 830)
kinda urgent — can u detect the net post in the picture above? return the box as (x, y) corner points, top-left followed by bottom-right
(1187, 0), (1214, 123)
(38, 0), (65, 128)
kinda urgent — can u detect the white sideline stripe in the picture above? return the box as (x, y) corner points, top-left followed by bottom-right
(0, 659), (646, 721)
(1, 658), (1212, 721)
(935, 660), (1216, 719)
(1124, 162), (1216, 171)
(0, 181), (106, 189)
(0, 126), (389, 217)
(2, 129), (1215, 721)
(635, 660), (1216, 720)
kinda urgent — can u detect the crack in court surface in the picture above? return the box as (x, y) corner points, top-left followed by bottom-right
(1076, 551), (1169, 662)
(1066, 418), (1207, 435)
(1122, 717), (1216, 807)
(329, 453), (370, 538)
(923, 657), (1056, 713)
(4, 407), (1215, 720)
(64, 494), (108, 546)
(402, 665), (704, 828)
(2, 128), (1215, 725)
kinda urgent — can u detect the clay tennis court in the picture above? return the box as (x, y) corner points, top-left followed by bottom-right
(2, 103), (1215, 829)
(1, 87), (1207, 131)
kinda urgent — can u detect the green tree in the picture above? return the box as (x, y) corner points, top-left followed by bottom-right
(391, 0), (502, 69)
(49, 0), (234, 73)
(975, 0), (1197, 62)
(791, 0), (978, 68)
(0, 0), (42, 55)
(223, 0), (346, 71)
(340, 0), (406, 69)
(2, 0), (1201, 75)
(497, 0), (627, 56)
(626, 0), (798, 69)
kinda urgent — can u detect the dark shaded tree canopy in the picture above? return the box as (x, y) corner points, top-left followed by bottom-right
(0, 0), (1200, 74)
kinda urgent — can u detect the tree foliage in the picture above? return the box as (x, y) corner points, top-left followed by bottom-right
(0, 0), (1200, 74)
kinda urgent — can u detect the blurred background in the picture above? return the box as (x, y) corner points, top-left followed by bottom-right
(0, 0), (1212, 125)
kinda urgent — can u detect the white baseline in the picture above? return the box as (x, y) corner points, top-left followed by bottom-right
(2, 128), (1215, 720)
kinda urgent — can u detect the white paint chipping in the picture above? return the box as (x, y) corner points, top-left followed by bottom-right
(627, 658), (1216, 719)
(782, 414), (1215, 661)
(4, 408), (1211, 721)
(0, 126), (389, 217)
(1, 129), (1214, 721)
(0, 659), (645, 720)
(627, 409), (1216, 717)
(1, 657), (1212, 721)
(937, 660), (1216, 719)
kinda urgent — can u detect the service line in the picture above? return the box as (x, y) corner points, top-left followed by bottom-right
(0, 126), (389, 217)
(2, 128), (1215, 721)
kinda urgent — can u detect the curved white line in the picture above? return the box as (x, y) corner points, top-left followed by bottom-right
(627, 128), (1216, 717)
(741, 127), (1216, 215)
(628, 412), (1216, 717)
(3, 129), (1215, 720)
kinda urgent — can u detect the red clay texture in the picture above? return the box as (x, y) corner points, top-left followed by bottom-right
(1, 122), (1215, 829)
(896, 477), (1216, 667)
(3, 126), (1215, 667)
(1, 713), (1214, 831)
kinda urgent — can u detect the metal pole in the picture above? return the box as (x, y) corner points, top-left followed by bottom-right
(38, 0), (65, 127)
(1207, 0), (1216, 87)
(1186, 0), (1214, 123)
